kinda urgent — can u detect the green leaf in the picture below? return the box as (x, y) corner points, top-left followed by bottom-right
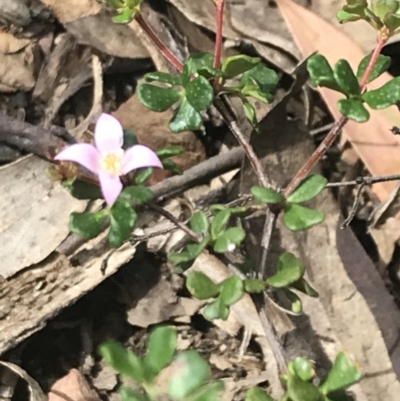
(242, 97), (259, 131)
(283, 204), (325, 231)
(168, 238), (210, 267)
(290, 357), (316, 382)
(287, 174), (328, 204)
(244, 278), (267, 293)
(112, 7), (135, 24)
(186, 271), (220, 299)
(283, 288), (303, 313)
(109, 199), (137, 248)
(219, 275), (244, 306)
(211, 209), (231, 240)
(372, 0), (399, 20)
(203, 297), (230, 321)
(356, 53), (391, 83)
(190, 381), (225, 401)
(287, 374), (322, 401)
(169, 98), (203, 132)
(64, 179), (102, 200)
(120, 185), (154, 205)
(334, 59), (361, 96)
(134, 167), (153, 185)
(69, 210), (108, 239)
(99, 341), (145, 382)
(213, 227), (245, 253)
(241, 63), (279, 94)
(143, 326), (177, 378)
(184, 53), (223, 79)
(337, 9), (363, 23)
(307, 54), (339, 91)
(189, 211), (210, 234)
(241, 81), (274, 103)
(168, 351), (210, 400)
(363, 76), (400, 109)
(120, 388), (148, 401)
(137, 83), (181, 112)
(384, 12), (400, 30)
(185, 76), (214, 111)
(290, 278), (319, 297)
(319, 351), (362, 394)
(267, 252), (306, 288)
(337, 98), (370, 122)
(252, 186), (285, 204)
(222, 55), (261, 78)
(156, 146), (185, 158)
(162, 159), (183, 175)
(209, 205), (247, 215)
(245, 386), (275, 401)
(144, 71), (182, 86)
(123, 128), (139, 149)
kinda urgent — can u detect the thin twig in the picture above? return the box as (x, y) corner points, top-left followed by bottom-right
(340, 182), (366, 228)
(326, 173), (400, 187)
(213, 0), (225, 87)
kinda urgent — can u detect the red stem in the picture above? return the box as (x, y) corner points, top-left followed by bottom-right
(135, 14), (184, 73)
(213, 0), (225, 72)
(284, 35), (388, 197)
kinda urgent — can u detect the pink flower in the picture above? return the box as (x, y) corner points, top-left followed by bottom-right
(55, 113), (163, 206)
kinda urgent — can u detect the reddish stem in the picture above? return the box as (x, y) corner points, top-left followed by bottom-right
(213, 0), (225, 72)
(284, 35), (388, 197)
(135, 14), (184, 73)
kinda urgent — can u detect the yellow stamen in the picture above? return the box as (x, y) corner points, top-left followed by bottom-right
(100, 150), (124, 176)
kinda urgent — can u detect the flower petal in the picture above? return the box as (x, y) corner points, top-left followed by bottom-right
(122, 145), (163, 174)
(95, 113), (124, 153)
(54, 143), (100, 174)
(98, 171), (123, 206)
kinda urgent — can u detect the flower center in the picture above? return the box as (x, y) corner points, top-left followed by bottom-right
(100, 150), (124, 176)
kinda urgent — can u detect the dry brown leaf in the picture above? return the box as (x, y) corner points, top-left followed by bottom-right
(49, 369), (101, 401)
(0, 155), (87, 278)
(276, 0), (400, 202)
(0, 361), (46, 401)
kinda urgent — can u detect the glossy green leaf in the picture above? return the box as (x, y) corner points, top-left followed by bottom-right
(356, 53), (391, 83)
(222, 55), (261, 78)
(109, 199), (137, 248)
(267, 252), (306, 288)
(120, 388), (148, 401)
(185, 76), (214, 111)
(337, 98), (370, 122)
(169, 98), (203, 132)
(287, 374), (321, 401)
(291, 357), (316, 382)
(384, 12), (400, 30)
(372, 0), (399, 20)
(156, 146), (185, 158)
(252, 186), (285, 204)
(287, 174), (328, 204)
(244, 278), (267, 293)
(334, 59), (361, 96)
(64, 179), (102, 200)
(290, 278), (319, 297)
(283, 288), (303, 313)
(184, 52), (223, 79)
(168, 351), (210, 400)
(134, 167), (153, 185)
(242, 97), (259, 131)
(99, 341), (145, 382)
(203, 297), (230, 321)
(241, 81), (274, 103)
(138, 83), (181, 112)
(186, 271), (220, 299)
(69, 210), (108, 239)
(241, 63), (279, 94)
(144, 71), (182, 85)
(220, 275), (244, 306)
(283, 204), (325, 231)
(211, 209), (231, 240)
(190, 381), (225, 401)
(362, 77), (400, 109)
(319, 351), (362, 394)
(307, 54), (339, 90)
(189, 211), (210, 234)
(245, 386), (275, 401)
(120, 185), (154, 205)
(213, 227), (246, 253)
(143, 326), (177, 378)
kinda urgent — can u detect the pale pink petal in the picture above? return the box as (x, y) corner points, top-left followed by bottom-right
(98, 171), (123, 206)
(54, 143), (100, 174)
(122, 145), (163, 175)
(95, 113), (124, 153)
